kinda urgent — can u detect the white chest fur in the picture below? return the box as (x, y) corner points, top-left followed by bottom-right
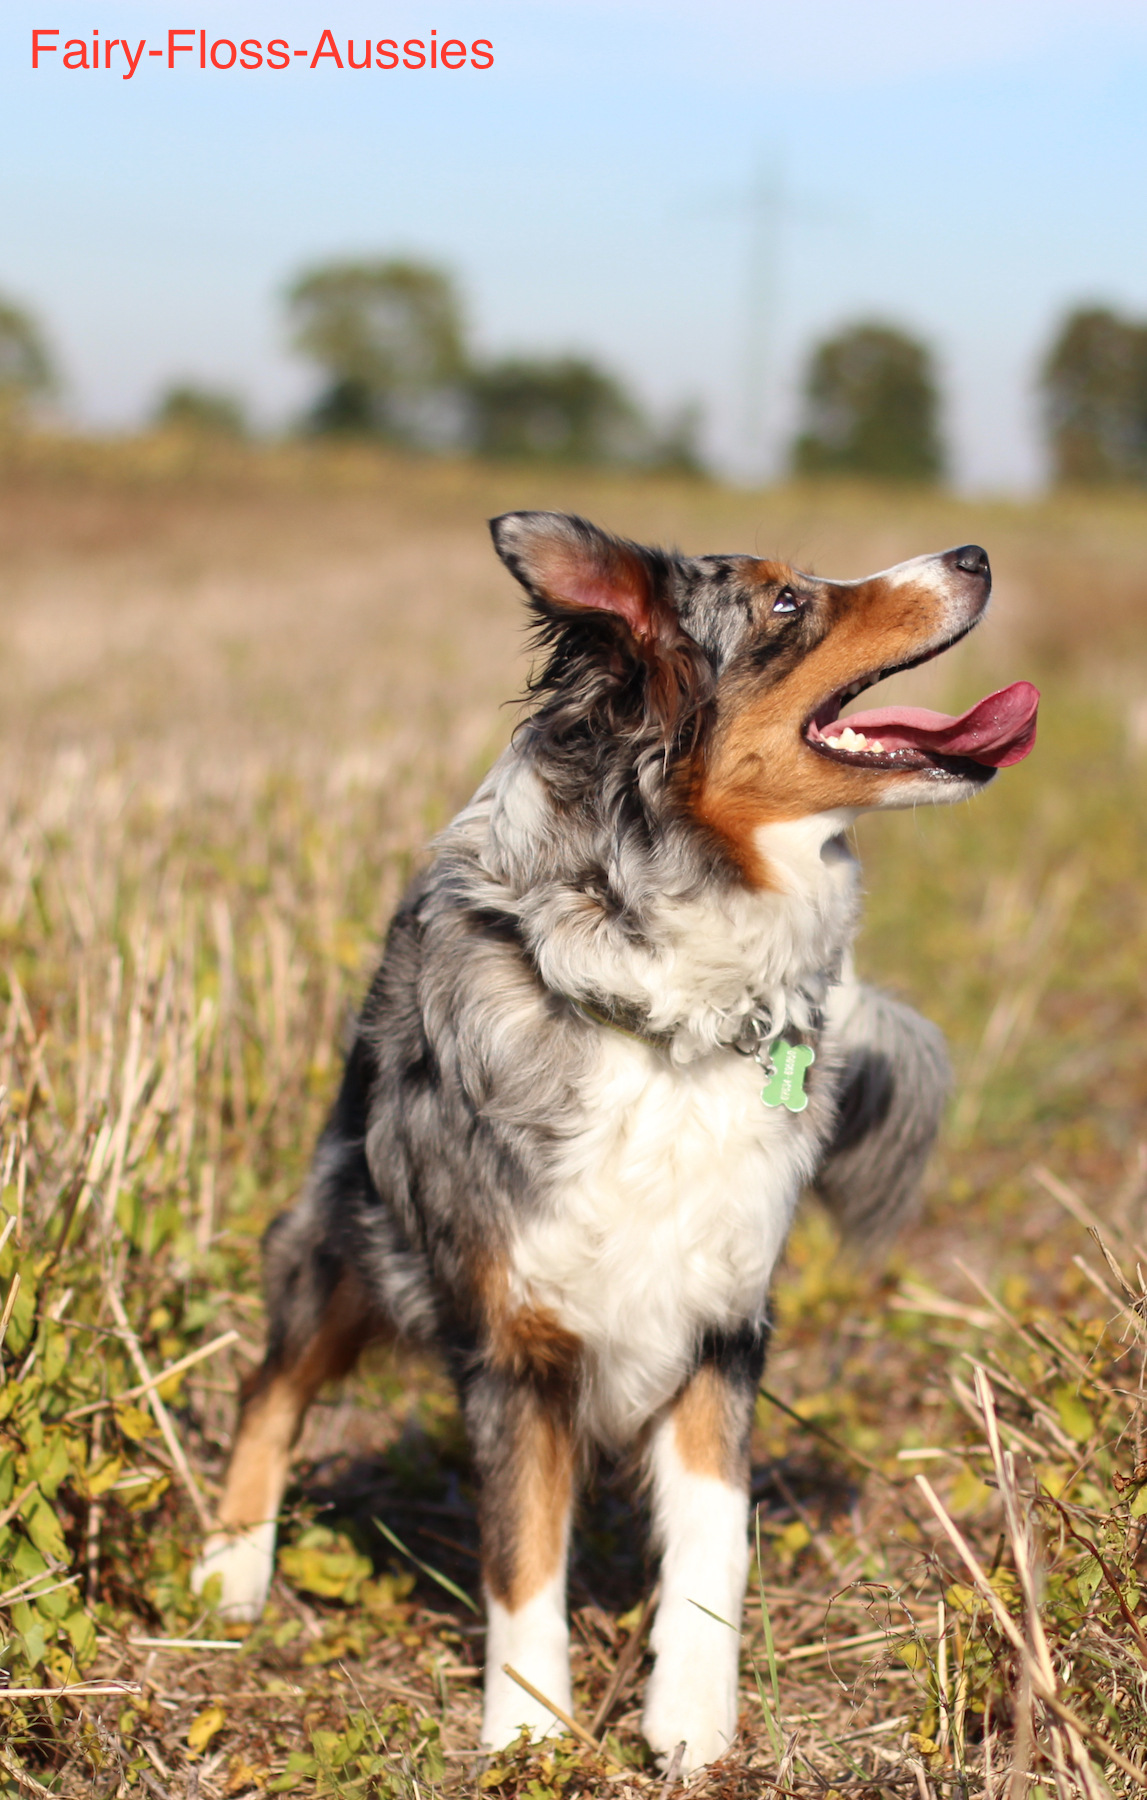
(510, 1032), (825, 1442)
(506, 810), (861, 1444)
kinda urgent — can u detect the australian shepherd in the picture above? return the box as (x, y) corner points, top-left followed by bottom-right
(193, 512), (1038, 1770)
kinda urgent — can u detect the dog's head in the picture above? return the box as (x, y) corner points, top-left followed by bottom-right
(492, 511), (1038, 882)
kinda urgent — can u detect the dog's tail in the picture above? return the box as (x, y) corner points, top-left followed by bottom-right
(813, 982), (951, 1253)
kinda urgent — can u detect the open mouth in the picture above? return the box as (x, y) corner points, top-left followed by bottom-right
(803, 636), (1040, 775)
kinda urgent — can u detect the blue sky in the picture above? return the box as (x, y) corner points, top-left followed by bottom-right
(4, 0), (1147, 485)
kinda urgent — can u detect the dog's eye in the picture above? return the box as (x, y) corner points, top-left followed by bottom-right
(772, 587), (800, 615)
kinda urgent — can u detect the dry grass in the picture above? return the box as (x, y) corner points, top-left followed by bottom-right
(1, 438), (1147, 1798)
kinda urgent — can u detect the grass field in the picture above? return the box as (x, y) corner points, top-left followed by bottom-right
(1, 437), (1146, 1799)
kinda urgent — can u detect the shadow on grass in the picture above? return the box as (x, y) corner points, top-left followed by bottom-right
(291, 1413), (858, 1627)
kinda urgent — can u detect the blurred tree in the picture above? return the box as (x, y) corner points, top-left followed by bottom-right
(465, 356), (644, 464)
(644, 401), (709, 478)
(287, 259), (466, 442)
(154, 383), (247, 436)
(0, 293), (55, 425)
(1040, 306), (1147, 484)
(792, 322), (944, 482)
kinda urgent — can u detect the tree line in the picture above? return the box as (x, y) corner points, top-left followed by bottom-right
(1, 260), (1146, 484)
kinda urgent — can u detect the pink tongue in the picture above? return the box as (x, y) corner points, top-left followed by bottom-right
(837, 681), (1040, 768)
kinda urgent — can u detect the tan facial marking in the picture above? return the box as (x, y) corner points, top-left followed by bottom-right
(692, 564), (966, 882)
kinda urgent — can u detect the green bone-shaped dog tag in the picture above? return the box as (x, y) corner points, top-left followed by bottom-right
(760, 1037), (815, 1112)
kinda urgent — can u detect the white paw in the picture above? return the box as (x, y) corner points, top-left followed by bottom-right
(190, 1521), (277, 1621)
(643, 1656), (738, 1773)
(482, 1588), (572, 1749)
(643, 1436), (749, 1774)
(482, 1658), (572, 1749)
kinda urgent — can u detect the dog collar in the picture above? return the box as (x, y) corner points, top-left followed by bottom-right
(567, 995), (675, 1051)
(567, 996), (819, 1055)
(568, 994), (820, 1113)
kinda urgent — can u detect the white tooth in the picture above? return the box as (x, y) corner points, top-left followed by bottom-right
(870, 740), (885, 753)
(852, 732), (869, 748)
(825, 735), (843, 748)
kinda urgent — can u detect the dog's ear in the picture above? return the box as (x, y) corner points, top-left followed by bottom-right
(491, 511), (710, 749)
(490, 512), (665, 644)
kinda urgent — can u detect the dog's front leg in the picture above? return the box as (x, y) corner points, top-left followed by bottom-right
(643, 1333), (764, 1772)
(466, 1369), (576, 1748)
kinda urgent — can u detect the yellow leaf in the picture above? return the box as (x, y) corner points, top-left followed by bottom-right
(949, 1467), (993, 1517)
(988, 1571), (1021, 1615)
(778, 1519), (810, 1556)
(792, 1392), (831, 1420)
(63, 1608), (97, 1665)
(44, 1646), (79, 1686)
(85, 1456), (123, 1498)
(188, 1706), (227, 1753)
(1036, 1461), (1066, 1498)
(360, 1571), (414, 1618)
(7, 1279), (38, 1356)
(301, 1627), (366, 1666)
(114, 1404), (157, 1443)
(278, 1527), (370, 1601)
(226, 1756), (267, 1792)
(122, 1473), (170, 1513)
(944, 1583), (978, 1615)
(28, 1431), (71, 1500)
(1053, 1386), (1094, 1444)
(23, 1494), (66, 1562)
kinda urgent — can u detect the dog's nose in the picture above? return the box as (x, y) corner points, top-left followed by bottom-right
(944, 544), (990, 581)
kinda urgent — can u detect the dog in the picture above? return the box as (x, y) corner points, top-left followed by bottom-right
(192, 512), (1038, 1770)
